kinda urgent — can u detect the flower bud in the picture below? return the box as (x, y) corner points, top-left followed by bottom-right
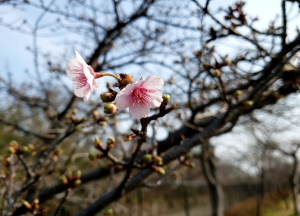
(124, 134), (136, 142)
(188, 162), (196, 168)
(202, 63), (213, 70)
(119, 73), (133, 84)
(99, 121), (107, 127)
(143, 154), (152, 163)
(153, 156), (163, 166)
(212, 69), (221, 77)
(162, 94), (170, 106)
(107, 137), (115, 149)
(234, 90), (242, 99)
(101, 93), (115, 103)
(104, 103), (117, 114)
(89, 153), (96, 161)
(21, 146), (29, 153)
(6, 157), (11, 164)
(223, 60), (232, 66)
(169, 77), (174, 84)
(76, 170), (81, 179)
(152, 166), (165, 176)
(22, 200), (31, 209)
(75, 125), (81, 131)
(93, 110), (99, 119)
(244, 100), (254, 108)
(7, 147), (16, 154)
(72, 108), (77, 115)
(59, 176), (68, 185)
(73, 179), (81, 187)
(104, 208), (113, 216)
(94, 136), (103, 150)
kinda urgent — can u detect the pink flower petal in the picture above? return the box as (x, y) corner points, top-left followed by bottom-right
(141, 75), (164, 90)
(148, 91), (163, 108)
(129, 104), (150, 119)
(114, 92), (132, 110)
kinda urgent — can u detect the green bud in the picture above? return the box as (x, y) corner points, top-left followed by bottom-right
(76, 170), (81, 178)
(75, 125), (81, 131)
(101, 93), (114, 103)
(21, 146), (29, 153)
(143, 154), (152, 163)
(245, 100), (254, 108)
(104, 103), (117, 114)
(185, 152), (193, 159)
(104, 208), (113, 216)
(107, 137), (115, 148)
(7, 147), (15, 154)
(89, 153), (96, 161)
(157, 167), (165, 176)
(73, 179), (81, 186)
(162, 94), (170, 105)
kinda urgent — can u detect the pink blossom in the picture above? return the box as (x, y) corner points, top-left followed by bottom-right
(113, 75), (164, 119)
(66, 51), (98, 101)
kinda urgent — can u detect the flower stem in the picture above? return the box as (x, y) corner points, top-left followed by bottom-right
(95, 72), (122, 81)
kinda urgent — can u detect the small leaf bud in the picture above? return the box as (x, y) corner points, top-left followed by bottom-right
(7, 147), (16, 154)
(99, 121), (107, 127)
(94, 136), (103, 149)
(104, 103), (117, 114)
(153, 156), (163, 166)
(162, 94), (170, 106)
(22, 200), (31, 209)
(104, 208), (113, 216)
(124, 134), (136, 142)
(59, 176), (68, 185)
(76, 170), (81, 179)
(72, 108), (77, 115)
(107, 137), (115, 149)
(212, 69), (221, 77)
(21, 146), (29, 153)
(89, 153), (96, 161)
(75, 125), (81, 131)
(92, 110), (99, 119)
(73, 179), (81, 187)
(244, 100), (254, 108)
(143, 154), (152, 163)
(101, 93), (115, 103)
(152, 166), (165, 176)
(234, 90), (242, 99)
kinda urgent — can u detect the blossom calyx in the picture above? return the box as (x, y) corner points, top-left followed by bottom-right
(100, 93), (115, 103)
(104, 103), (117, 114)
(119, 73), (133, 84)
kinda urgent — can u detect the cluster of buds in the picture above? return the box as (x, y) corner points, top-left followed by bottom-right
(22, 199), (46, 216)
(143, 154), (163, 166)
(59, 170), (82, 187)
(224, 1), (247, 26)
(89, 136), (117, 161)
(92, 110), (109, 127)
(6, 141), (30, 157)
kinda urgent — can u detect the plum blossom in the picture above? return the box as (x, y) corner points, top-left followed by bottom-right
(66, 51), (98, 101)
(113, 75), (164, 119)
